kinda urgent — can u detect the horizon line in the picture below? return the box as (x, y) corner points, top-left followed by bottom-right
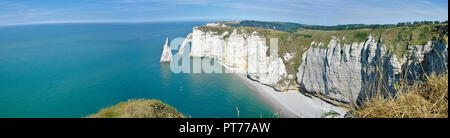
(0, 19), (218, 27)
(1, 19), (448, 28)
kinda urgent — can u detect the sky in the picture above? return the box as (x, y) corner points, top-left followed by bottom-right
(0, 0), (448, 26)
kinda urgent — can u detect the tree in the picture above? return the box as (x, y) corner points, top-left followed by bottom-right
(397, 22), (406, 26)
(424, 21), (433, 24)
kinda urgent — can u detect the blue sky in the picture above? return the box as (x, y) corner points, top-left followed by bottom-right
(0, 0), (448, 26)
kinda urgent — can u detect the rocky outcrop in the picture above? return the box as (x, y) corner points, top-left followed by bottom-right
(296, 36), (448, 105)
(160, 37), (172, 62)
(188, 27), (288, 91)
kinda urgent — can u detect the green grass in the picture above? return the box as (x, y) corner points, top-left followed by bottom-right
(349, 73), (448, 118)
(86, 99), (185, 118)
(321, 110), (341, 118)
(371, 24), (448, 60)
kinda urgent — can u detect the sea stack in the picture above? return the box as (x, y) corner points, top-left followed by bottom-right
(160, 37), (172, 62)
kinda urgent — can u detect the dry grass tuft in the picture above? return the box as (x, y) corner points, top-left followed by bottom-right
(86, 99), (185, 118)
(350, 73), (448, 118)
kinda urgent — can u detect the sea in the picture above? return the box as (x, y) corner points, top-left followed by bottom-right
(0, 22), (275, 118)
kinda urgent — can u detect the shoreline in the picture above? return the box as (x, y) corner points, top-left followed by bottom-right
(232, 73), (348, 118)
(195, 57), (348, 118)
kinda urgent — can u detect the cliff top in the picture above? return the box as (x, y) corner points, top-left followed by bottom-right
(86, 99), (185, 118)
(197, 23), (448, 88)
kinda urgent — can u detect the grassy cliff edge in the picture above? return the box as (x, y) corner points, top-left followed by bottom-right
(350, 73), (448, 118)
(86, 99), (185, 118)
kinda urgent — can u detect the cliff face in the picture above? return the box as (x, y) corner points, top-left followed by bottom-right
(189, 27), (289, 91)
(296, 36), (448, 104)
(182, 25), (448, 106)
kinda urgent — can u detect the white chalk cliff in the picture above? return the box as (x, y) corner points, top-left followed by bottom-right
(188, 27), (288, 91)
(296, 36), (448, 104)
(160, 37), (172, 62)
(175, 24), (448, 106)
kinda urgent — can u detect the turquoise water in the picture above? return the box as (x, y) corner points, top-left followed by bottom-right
(0, 22), (275, 118)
